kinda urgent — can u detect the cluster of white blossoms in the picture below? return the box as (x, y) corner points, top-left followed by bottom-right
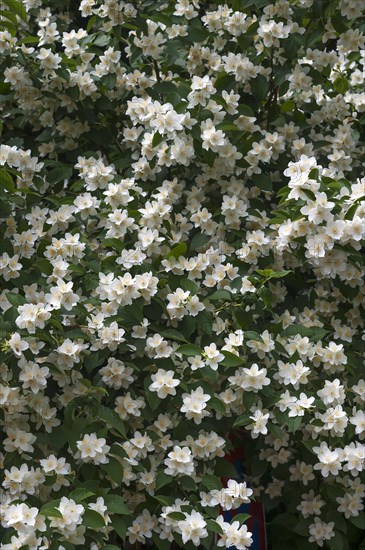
(75, 433), (110, 465)
(201, 480), (254, 511)
(0, 0), (365, 549)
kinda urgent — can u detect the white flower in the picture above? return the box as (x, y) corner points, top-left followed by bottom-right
(149, 369), (180, 398)
(297, 490), (325, 518)
(4, 503), (39, 527)
(15, 303), (51, 333)
(313, 442), (342, 477)
(56, 497), (84, 525)
(203, 343), (224, 370)
(76, 433), (110, 464)
(146, 334), (173, 358)
(216, 515), (253, 550)
(178, 510), (208, 546)
(8, 332), (29, 356)
(210, 480), (253, 511)
(317, 378), (345, 405)
(349, 408), (365, 439)
(308, 518), (335, 547)
(4, 428), (37, 454)
(248, 410), (270, 438)
(40, 454), (71, 474)
(19, 361), (50, 393)
(188, 355), (205, 370)
(240, 363), (270, 391)
(164, 446), (195, 476)
(180, 387), (211, 424)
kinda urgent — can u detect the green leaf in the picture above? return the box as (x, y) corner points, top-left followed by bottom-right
(256, 269), (292, 279)
(152, 131), (165, 147)
(267, 423), (285, 439)
(329, 532), (347, 550)
(165, 241), (187, 260)
(214, 458), (239, 478)
(293, 519), (311, 536)
(1, 0), (27, 22)
(176, 343), (202, 356)
(39, 507), (63, 519)
(287, 416), (302, 433)
(349, 512), (365, 529)
(208, 290), (231, 301)
(252, 75), (269, 101)
(252, 173), (273, 192)
(233, 414), (250, 428)
(103, 73), (117, 90)
(153, 81), (178, 96)
(0, 168), (15, 192)
(180, 278), (198, 294)
(93, 33), (110, 46)
(102, 238), (124, 253)
(152, 533), (172, 550)
(35, 258), (53, 276)
(281, 100), (295, 113)
(122, 299), (145, 323)
(190, 232), (210, 251)
(270, 512), (298, 531)
(158, 329), (188, 343)
(301, 440), (317, 455)
(344, 203), (360, 220)
(83, 509), (105, 529)
(283, 325), (328, 341)
(6, 292), (25, 307)
(0, 9), (18, 25)
(180, 315), (197, 339)
(102, 457), (123, 485)
(232, 513), (251, 524)
(325, 510), (347, 534)
(242, 391), (257, 412)
(68, 488), (95, 503)
(245, 331), (264, 343)
(201, 474), (221, 491)
(220, 350), (244, 367)
(208, 396), (226, 414)
(187, 21), (210, 42)
(111, 516), (127, 541)
(86, 15), (97, 32)
(144, 375), (161, 410)
(147, 387), (161, 411)
(0, 19), (16, 34)
(47, 165), (73, 184)
(206, 519), (223, 535)
(104, 494), (131, 515)
(155, 471), (171, 491)
(109, 443), (127, 460)
(333, 76), (349, 94)
(98, 405), (126, 437)
(214, 71), (236, 92)
(179, 475), (197, 491)
(167, 512), (186, 521)
(153, 495), (176, 506)
(216, 123), (240, 132)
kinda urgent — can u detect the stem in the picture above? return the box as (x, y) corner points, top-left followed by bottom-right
(152, 58), (164, 102)
(266, 46), (276, 131)
(114, 141), (124, 156)
(153, 58), (161, 83)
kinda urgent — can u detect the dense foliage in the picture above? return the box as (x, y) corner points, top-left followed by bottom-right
(0, 0), (364, 549)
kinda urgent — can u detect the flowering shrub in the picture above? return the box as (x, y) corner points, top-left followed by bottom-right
(0, 0), (364, 549)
